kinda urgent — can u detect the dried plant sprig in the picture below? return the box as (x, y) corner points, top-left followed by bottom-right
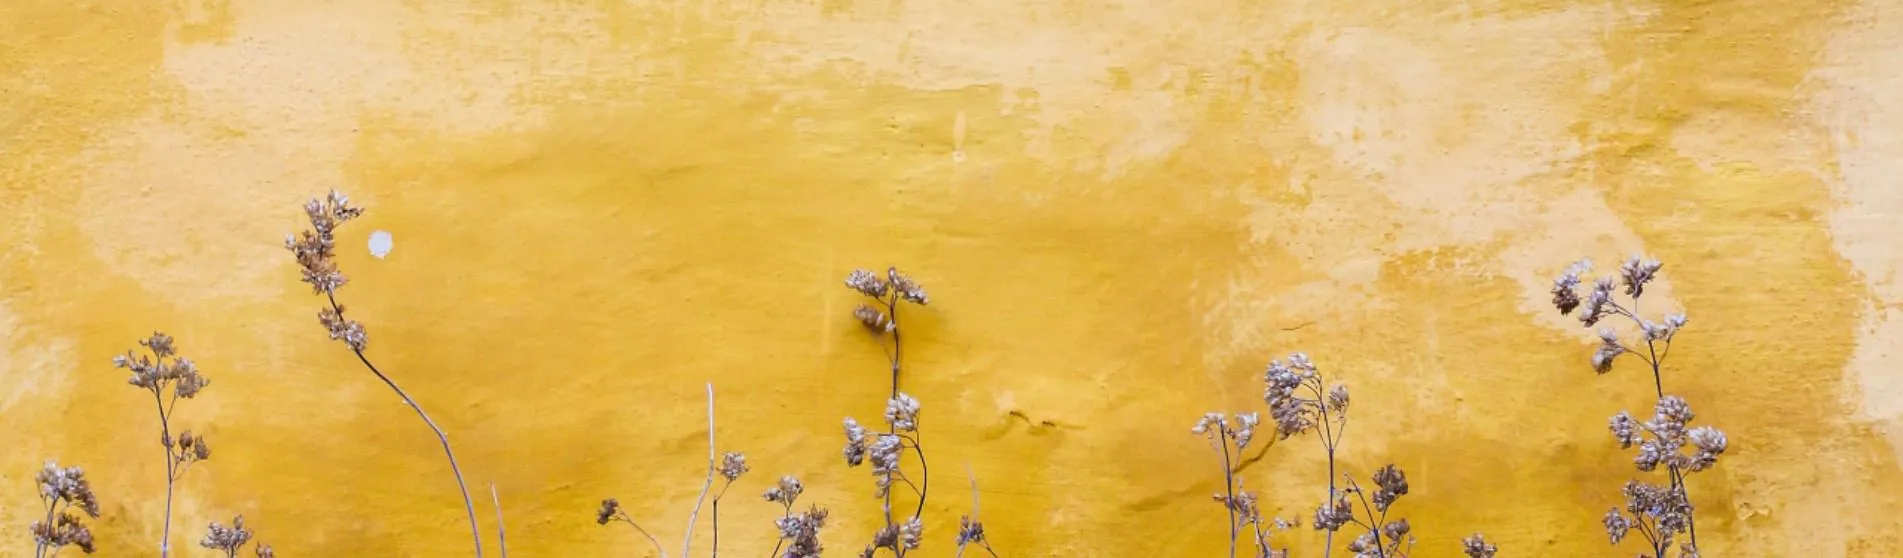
(491, 484), (508, 558)
(198, 515), (257, 558)
(1262, 352), (1352, 555)
(597, 499), (667, 558)
(1332, 467), (1414, 558)
(30, 460), (100, 557)
(1551, 255), (1722, 557)
(842, 267), (934, 557)
(1460, 534), (1496, 558)
(763, 476), (828, 558)
(954, 465), (1001, 558)
(285, 191), (484, 557)
(683, 384), (717, 558)
(1192, 412), (1285, 558)
(112, 332), (212, 557)
(712, 451), (748, 558)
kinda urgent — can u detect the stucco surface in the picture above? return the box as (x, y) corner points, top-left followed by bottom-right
(3, 0), (1902, 556)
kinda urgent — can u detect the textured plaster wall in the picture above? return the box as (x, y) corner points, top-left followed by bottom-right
(3, 0), (1902, 556)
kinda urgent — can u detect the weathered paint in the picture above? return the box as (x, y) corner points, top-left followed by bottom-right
(3, 0), (1900, 556)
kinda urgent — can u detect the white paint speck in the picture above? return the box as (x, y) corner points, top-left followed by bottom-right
(368, 230), (394, 259)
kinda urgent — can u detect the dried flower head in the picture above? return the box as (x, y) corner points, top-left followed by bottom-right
(285, 190), (364, 295)
(956, 515), (986, 546)
(114, 332), (210, 396)
(255, 544), (275, 558)
(1461, 533), (1498, 558)
(1312, 492), (1354, 532)
(1619, 256), (1663, 298)
(199, 515), (254, 556)
(35, 460), (101, 518)
(175, 430), (213, 462)
(1263, 353), (1329, 438)
(1602, 508), (1631, 544)
(595, 498), (621, 525)
(885, 393), (921, 432)
(886, 268), (929, 306)
(764, 475), (805, 505)
(1592, 328), (1626, 374)
(854, 305), (892, 333)
(846, 269), (890, 298)
(31, 512), (96, 555)
(317, 306), (368, 352)
(1371, 464), (1409, 512)
(1609, 411), (1641, 448)
(719, 451), (750, 482)
(1380, 518), (1411, 540)
(1551, 259), (1589, 315)
(842, 418), (870, 466)
(775, 504), (830, 558)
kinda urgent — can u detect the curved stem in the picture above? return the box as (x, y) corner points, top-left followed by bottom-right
(618, 515), (668, 558)
(1217, 429), (1238, 558)
(326, 292), (484, 558)
(684, 384), (717, 558)
(491, 484), (508, 558)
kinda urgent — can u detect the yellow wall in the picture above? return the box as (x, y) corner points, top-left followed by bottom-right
(5, 0), (1902, 556)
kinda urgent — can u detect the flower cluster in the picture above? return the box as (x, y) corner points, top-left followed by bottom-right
(113, 332), (209, 397)
(1461, 534), (1497, 558)
(199, 515), (256, 558)
(1262, 353), (1347, 440)
(286, 191), (369, 351)
(1553, 255), (1721, 558)
(763, 476), (829, 558)
(842, 395), (923, 501)
(846, 268), (929, 333)
(720, 451), (751, 482)
(285, 190), (364, 295)
(30, 460), (101, 556)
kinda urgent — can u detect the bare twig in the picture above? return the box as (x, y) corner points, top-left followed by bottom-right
(683, 383), (715, 558)
(491, 484), (508, 558)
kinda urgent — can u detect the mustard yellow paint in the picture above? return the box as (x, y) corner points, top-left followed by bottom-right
(4, 0), (1902, 556)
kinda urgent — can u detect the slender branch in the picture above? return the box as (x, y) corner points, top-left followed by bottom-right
(617, 515), (668, 558)
(151, 386), (178, 558)
(1345, 478), (1386, 555)
(767, 502), (791, 558)
(684, 383), (716, 558)
(326, 291), (484, 558)
(1217, 428), (1238, 558)
(491, 484), (508, 558)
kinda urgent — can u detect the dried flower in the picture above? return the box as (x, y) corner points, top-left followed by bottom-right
(1592, 328), (1625, 374)
(764, 475), (806, 505)
(317, 306), (368, 352)
(256, 545), (275, 558)
(200, 515), (254, 556)
(846, 269), (890, 298)
(1263, 354), (1324, 438)
(1602, 508), (1630, 544)
(842, 418), (869, 466)
(595, 498), (621, 525)
(956, 515), (986, 546)
(1551, 259), (1588, 315)
(854, 305), (892, 333)
(1462, 533), (1497, 557)
(1371, 465), (1409, 512)
(285, 191), (364, 295)
(897, 516), (924, 550)
(30, 460), (100, 556)
(885, 393), (921, 432)
(886, 268), (929, 305)
(1312, 493), (1354, 532)
(1380, 518), (1411, 540)
(775, 505), (830, 558)
(1609, 412), (1641, 448)
(1619, 256), (1662, 298)
(719, 451), (750, 482)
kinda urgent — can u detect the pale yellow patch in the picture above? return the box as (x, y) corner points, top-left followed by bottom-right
(1805, 0), (1903, 461)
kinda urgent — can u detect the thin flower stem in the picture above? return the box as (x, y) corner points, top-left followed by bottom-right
(326, 292), (484, 558)
(617, 515), (668, 558)
(713, 481), (734, 558)
(491, 484), (508, 558)
(684, 383), (716, 558)
(767, 502), (791, 558)
(1345, 478), (1386, 555)
(151, 386), (177, 558)
(1217, 428), (1238, 558)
